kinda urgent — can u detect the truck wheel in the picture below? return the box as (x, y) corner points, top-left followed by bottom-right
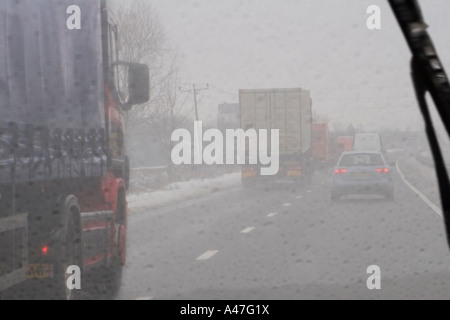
(102, 193), (126, 298)
(124, 156), (130, 191)
(102, 255), (123, 299)
(44, 195), (83, 300)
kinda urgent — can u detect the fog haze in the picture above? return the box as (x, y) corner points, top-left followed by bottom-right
(131, 0), (449, 131)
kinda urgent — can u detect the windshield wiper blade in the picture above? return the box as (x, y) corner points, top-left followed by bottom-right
(389, 0), (450, 248)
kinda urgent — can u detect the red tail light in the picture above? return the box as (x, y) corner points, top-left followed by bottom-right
(376, 168), (389, 174)
(41, 245), (49, 256)
(334, 168), (348, 175)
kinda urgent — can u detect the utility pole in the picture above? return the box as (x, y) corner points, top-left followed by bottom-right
(179, 83), (209, 165)
(179, 83), (209, 121)
(193, 84), (199, 121)
(192, 84), (209, 121)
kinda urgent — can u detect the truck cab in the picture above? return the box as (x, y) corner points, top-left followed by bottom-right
(0, 0), (149, 299)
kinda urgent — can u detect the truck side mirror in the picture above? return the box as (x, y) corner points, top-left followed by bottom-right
(128, 63), (150, 107)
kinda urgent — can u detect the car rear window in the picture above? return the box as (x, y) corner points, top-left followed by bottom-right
(340, 154), (384, 166)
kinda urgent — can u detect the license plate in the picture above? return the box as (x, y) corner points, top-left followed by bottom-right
(354, 173), (371, 178)
(242, 172), (257, 178)
(287, 171), (302, 177)
(27, 264), (54, 279)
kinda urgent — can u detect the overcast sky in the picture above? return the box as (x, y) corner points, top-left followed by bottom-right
(142, 0), (450, 131)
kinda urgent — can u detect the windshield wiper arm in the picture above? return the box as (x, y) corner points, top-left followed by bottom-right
(389, 0), (450, 248)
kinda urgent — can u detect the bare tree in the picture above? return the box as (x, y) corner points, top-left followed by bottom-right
(331, 121), (346, 134)
(152, 57), (193, 181)
(116, 1), (166, 128)
(115, 2), (193, 179)
(312, 111), (328, 124)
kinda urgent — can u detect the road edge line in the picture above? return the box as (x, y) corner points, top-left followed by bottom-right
(396, 160), (442, 217)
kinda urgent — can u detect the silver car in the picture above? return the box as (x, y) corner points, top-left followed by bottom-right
(331, 151), (394, 201)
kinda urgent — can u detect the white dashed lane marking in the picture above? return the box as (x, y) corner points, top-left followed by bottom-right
(296, 195), (303, 199)
(240, 227), (255, 234)
(136, 297), (154, 300)
(283, 203), (291, 207)
(267, 212), (278, 218)
(196, 250), (219, 261)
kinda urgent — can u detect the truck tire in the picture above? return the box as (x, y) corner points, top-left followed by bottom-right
(124, 156), (130, 191)
(102, 192), (126, 298)
(43, 195), (83, 300)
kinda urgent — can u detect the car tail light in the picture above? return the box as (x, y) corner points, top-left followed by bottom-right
(41, 245), (49, 256)
(376, 168), (389, 174)
(334, 168), (348, 175)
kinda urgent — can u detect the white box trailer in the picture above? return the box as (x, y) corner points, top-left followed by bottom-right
(239, 88), (313, 184)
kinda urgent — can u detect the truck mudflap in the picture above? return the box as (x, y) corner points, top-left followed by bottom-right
(81, 210), (115, 268)
(0, 213), (28, 291)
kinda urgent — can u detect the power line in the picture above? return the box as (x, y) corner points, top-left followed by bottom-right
(209, 84), (238, 97)
(197, 93), (235, 103)
(179, 83), (209, 121)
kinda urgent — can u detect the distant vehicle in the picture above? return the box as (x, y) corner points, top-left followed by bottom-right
(354, 133), (384, 153)
(331, 151), (394, 201)
(239, 88), (313, 186)
(337, 136), (354, 152)
(329, 136), (354, 164)
(312, 123), (329, 167)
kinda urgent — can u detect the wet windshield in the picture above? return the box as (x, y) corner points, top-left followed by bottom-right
(1, 0), (450, 303)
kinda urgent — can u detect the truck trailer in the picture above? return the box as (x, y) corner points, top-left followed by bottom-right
(239, 88), (313, 186)
(0, 0), (149, 299)
(312, 123), (330, 168)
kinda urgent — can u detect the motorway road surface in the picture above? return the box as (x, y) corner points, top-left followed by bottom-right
(116, 156), (450, 300)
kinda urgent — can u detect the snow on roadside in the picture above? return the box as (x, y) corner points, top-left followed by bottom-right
(127, 172), (241, 212)
(399, 156), (441, 208)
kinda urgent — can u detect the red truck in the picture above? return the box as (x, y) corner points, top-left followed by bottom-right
(329, 136), (354, 164)
(312, 123), (329, 167)
(0, 0), (149, 299)
(337, 136), (354, 152)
